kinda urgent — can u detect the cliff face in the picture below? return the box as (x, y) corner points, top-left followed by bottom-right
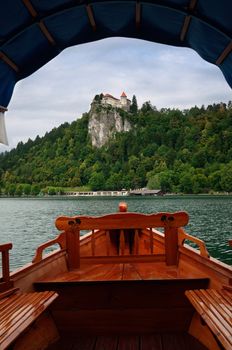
(88, 103), (131, 148)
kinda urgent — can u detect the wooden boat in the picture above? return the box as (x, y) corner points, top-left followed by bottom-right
(1, 1), (232, 349)
(0, 202), (231, 350)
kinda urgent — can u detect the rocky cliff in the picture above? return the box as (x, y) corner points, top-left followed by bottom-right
(88, 103), (131, 148)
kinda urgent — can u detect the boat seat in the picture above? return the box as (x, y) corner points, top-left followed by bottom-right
(0, 289), (58, 349)
(185, 289), (232, 350)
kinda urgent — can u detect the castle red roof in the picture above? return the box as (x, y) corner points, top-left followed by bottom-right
(104, 93), (119, 100)
(121, 91), (127, 97)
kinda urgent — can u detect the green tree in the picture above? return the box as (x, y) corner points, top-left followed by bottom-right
(191, 149), (208, 168)
(15, 184), (23, 196)
(0, 99), (232, 195)
(89, 172), (105, 191)
(179, 173), (193, 193)
(106, 173), (123, 190)
(147, 174), (161, 189)
(31, 184), (41, 196)
(128, 155), (140, 171)
(192, 174), (209, 193)
(220, 163), (232, 192)
(23, 184), (31, 196)
(7, 184), (16, 196)
(130, 95), (138, 114)
(159, 171), (173, 192)
(141, 101), (153, 114)
(208, 171), (222, 191)
(47, 187), (57, 195)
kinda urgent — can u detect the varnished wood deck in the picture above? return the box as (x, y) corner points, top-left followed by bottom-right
(48, 333), (207, 350)
(35, 265), (209, 337)
(39, 262), (180, 282)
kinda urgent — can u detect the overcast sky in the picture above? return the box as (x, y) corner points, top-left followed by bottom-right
(0, 37), (231, 152)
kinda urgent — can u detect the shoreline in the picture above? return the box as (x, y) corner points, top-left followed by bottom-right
(0, 192), (232, 199)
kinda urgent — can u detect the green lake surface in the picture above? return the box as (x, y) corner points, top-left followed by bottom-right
(0, 195), (231, 270)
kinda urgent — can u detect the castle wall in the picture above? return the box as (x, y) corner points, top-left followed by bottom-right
(102, 96), (119, 108)
(102, 95), (131, 111)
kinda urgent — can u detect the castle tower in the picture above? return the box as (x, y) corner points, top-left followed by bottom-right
(120, 91), (128, 107)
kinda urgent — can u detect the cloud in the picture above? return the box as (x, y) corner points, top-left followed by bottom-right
(0, 37), (231, 151)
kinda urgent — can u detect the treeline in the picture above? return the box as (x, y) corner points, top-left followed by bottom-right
(0, 100), (232, 195)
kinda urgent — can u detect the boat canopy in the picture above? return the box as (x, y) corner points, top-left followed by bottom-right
(0, 0), (232, 108)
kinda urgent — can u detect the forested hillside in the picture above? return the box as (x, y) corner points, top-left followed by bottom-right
(0, 100), (232, 195)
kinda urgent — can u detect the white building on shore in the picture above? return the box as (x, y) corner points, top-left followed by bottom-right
(63, 190), (128, 197)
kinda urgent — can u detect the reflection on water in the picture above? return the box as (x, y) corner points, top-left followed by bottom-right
(0, 195), (231, 269)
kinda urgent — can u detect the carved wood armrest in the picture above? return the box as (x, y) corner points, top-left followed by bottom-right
(32, 232), (66, 263)
(178, 227), (210, 258)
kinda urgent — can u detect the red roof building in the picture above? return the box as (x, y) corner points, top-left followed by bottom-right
(104, 93), (119, 100)
(101, 92), (131, 111)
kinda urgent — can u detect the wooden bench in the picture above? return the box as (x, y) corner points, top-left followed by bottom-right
(54, 211), (190, 269)
(185, 289), (232, 350)
(0, 289), (59, 349)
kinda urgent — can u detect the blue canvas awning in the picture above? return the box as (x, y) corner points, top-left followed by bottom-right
(0, 0), (231, 107)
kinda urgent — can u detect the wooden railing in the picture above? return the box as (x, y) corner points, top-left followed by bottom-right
(54, 211), (189, 269)
(32, 210), (214, 269)
(77, 226), (167, 267)
(0, 243), (13, 292)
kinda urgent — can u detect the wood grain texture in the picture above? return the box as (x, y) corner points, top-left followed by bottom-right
(188, 312), (221, 350)
(34, 260), (176, 283)
(54, 211), (189, 268)
(66, 226), (80, 269)
(178, 228), (209, 258)
(122, 264), (142, 280)
(178, 246), (232, 289)
(164, 227), (178, 265)
(0, 291), (58, 349)
(12, 250), (68, 292)
(55, 212), (189, 231)
(185, 289), (232, 350)
(0, 243), (13, 292)
(32, 232), (66, 263)
(12, 312), (59, 350)
(80, 254), (166, 265)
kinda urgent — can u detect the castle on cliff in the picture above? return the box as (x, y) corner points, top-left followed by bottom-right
(101, 92), (131, 111)
(89, 92), (132, 147)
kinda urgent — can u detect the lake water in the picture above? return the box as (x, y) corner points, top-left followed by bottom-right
(0, 195), (232, 270)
